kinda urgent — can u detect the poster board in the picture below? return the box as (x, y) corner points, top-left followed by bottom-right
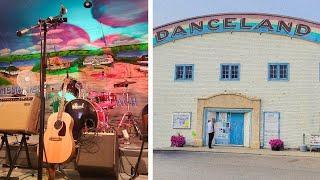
(215, 112), (230, 144)
(310, 134), (320, 146)
(219, 112), (228, 122)
(172, 112), (191, 129)
(263, 112), (280, 148)
(309, 134), (320, 151)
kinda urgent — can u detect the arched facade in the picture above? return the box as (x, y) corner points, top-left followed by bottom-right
(153, 13), (320, 149)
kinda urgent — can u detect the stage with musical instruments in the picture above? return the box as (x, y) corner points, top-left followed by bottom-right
(0, 60), (148, 179)
(0, 1), (148, 179)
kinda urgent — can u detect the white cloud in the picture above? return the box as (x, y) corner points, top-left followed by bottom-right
(47, 29), (64, 35)
(27, 45), (41, 52)
(82, 44), (100, 50)
(28, 29), (64, 37)
(0, 48), (11, 56)
(27, 44), (56, 52)
(11, 49), (31, 55)
(90, 41), (106, 48)
(66, 38), (89, 47)
(37, 38), (63, 45)
(58, 46), (79, 51)
(138, 34), (148, 42)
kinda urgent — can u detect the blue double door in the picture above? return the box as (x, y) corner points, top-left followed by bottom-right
(229, 113), (244, 145)
(214, 112), (244, 145)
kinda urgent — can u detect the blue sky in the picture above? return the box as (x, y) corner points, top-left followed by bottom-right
(153, 0), (320, 27)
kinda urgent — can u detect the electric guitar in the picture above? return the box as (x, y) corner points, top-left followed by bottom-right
(42, 78), (75, 164)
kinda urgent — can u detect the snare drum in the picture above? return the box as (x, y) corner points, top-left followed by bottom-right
(65, 99), (106, 140)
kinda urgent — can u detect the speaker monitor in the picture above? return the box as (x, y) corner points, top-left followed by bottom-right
(0, 96), (40, 134)
(76, 132), (119, 178)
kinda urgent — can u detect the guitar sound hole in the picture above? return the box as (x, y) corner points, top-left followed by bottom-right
(54, 120), (63, 130)
(58, 122), (66, 136)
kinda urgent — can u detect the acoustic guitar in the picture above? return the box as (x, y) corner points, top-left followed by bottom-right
(42, 78), (75, 164)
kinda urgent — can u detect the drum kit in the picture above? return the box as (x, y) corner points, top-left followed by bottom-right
(52, 77), (137, 140)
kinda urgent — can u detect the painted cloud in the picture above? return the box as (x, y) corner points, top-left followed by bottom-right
(92, 0), (148, 27)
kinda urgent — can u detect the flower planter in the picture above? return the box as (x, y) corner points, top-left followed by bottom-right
(271, 147), (281, 151)
(171, 134), (186, 147)
(269, 139), (284, 151)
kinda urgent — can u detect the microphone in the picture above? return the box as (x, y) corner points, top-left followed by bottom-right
(16, 25), (40, 37)
(16, 28), (30, 37)
(60, 5), (67, 16)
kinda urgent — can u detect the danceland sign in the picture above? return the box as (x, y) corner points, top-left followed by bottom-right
(153, 13), (320, 46)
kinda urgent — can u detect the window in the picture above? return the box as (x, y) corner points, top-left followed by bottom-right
(220, 64), (240, 80)
(175, 64), (194, 81)
(268, 63), (289, 81)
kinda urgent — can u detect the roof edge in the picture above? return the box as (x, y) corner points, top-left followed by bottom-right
(154, 12), (320, 30)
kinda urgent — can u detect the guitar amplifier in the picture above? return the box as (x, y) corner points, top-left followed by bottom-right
(0, 96), (40, 134)
(76, 132), (119, 178)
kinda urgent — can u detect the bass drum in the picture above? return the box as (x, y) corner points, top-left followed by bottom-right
(65, 99), (104, 140)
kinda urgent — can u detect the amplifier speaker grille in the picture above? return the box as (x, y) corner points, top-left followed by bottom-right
(0, 96), (40, 134)
(76, 133), (119, 178)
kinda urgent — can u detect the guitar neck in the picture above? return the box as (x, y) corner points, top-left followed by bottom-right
(57, 96), (65, 119)
(57, 78), (68, 120)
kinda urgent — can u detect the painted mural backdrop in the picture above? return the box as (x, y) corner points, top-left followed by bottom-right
(0, 0), (148, 125)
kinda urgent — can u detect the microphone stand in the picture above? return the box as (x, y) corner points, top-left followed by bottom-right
(38, 21), (47, 180)
(17, 15), (67, 180)
(38, 18), (67, 180)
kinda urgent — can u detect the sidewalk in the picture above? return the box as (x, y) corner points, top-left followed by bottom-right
(154, 145), (320, 158)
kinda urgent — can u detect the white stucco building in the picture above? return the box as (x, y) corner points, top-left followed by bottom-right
(153, 13), (320, 149)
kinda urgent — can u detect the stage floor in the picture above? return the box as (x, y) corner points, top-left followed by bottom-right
(0, 135), (148, 180)
(0, 168), (148, 180)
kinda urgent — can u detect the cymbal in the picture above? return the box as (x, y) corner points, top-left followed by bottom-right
(114, 80), (136, 88)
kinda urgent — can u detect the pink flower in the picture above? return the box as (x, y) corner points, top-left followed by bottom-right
(171, 134), (186, 147)
(269, 139), (284, 150)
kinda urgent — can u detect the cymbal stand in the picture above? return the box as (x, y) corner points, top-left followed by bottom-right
(118, 85), (135, 130)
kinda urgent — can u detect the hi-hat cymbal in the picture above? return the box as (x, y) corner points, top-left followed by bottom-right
(114, 80), (136, 88)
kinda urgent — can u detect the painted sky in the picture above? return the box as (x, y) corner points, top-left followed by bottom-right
(0, 0), (148, 56)
(154, 0), (320, 27)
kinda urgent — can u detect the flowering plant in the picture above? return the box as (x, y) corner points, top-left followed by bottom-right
(171, 133), (186, 147)
(269, 139), (284, 151)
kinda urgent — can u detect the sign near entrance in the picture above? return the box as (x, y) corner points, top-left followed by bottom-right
(172, 112), (191, 129)
(154, 13), (320, 46)
(310, 134), (320, 145)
